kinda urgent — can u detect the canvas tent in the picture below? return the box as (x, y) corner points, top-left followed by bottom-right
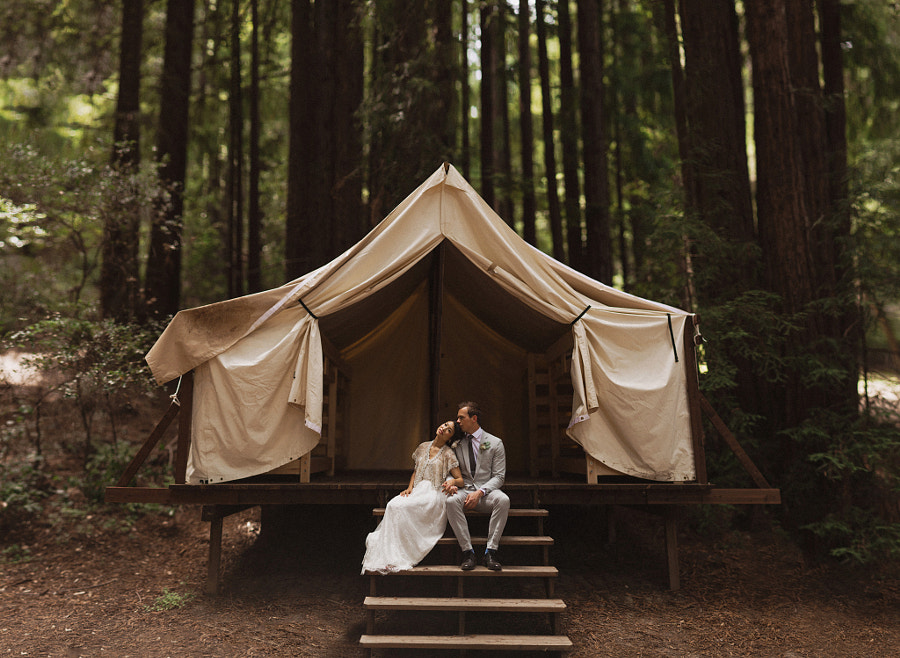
(146, 163), (697, 485)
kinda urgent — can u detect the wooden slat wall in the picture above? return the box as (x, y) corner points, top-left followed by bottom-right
(526, 345), (580, 478)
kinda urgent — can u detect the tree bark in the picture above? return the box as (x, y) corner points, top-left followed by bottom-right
(518, 0), (536, 245)
(285, 0), (320, 280)
(746, 0), (853, 429)
(331, 0), (364, 256)
(536, 0), (564, 261)
(577, 0), (612, 283)
(145, 0), (195, 319)
(679, 0), (755, 254)
(227, 0), (244, 299)
(818, 0), (859, 409)
(461, 0), (471, 179)
(557, 0), (583, 270)
(479, 1), (497, 209)
(103, 0), (143, 322)
(247, 0), (262, 293)
(496, 0), (514, 226)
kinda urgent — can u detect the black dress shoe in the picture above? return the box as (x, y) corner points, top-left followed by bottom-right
(483, 550), (502, 571)
(460, 550), (477, 570)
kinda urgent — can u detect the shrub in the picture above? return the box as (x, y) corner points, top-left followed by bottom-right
(0, 456), (53, 539)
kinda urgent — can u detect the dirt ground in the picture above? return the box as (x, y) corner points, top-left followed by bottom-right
(2, 497), (899, 658)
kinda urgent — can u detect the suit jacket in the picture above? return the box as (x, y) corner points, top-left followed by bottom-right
(454, 431), (506, 496)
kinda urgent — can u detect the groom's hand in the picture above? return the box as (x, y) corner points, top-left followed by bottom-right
(441, 482), (457, 496)
(464, 490), (484, 510)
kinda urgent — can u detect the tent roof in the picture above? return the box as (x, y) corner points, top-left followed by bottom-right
(146, 164), (696, 485)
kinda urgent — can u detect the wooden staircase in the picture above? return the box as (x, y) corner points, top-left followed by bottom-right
(360, 508), (573, 655)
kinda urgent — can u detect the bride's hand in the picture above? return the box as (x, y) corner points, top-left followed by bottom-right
(400, 488), (412, 497)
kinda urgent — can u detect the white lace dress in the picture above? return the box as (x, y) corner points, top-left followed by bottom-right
(361, 442), (459, 574)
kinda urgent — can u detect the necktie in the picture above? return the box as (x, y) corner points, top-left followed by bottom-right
(468, 435), (477, 473)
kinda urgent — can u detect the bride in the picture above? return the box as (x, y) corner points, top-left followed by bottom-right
(362, 420), (464, 574)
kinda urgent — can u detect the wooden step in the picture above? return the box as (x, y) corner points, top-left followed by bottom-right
(371, 565), (557, 577)
(364, 596), (566, 613)
(435, 535), (553, 546)
(359, 634), (573, 651)
(373, 507), (548, 517)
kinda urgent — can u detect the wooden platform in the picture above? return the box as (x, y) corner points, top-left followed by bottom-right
(105, 472), (781, 507)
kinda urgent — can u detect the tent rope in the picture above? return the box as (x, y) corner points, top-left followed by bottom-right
(170, 374), (183, 406)
(297, 297), (318, 320)
(570, 305), (591, 325)
(667, 314), (679, 362)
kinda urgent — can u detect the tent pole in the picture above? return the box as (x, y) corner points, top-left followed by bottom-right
(428, 242), (445, 430)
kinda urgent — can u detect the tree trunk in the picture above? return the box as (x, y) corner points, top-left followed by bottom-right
(577, 0), (612, 283)
(331, 0), (364, 256)
(461, 0), (471, 179)
(662, 0), (695, 211)
(479, 1), (497, 209)
(227, 0), (244, 299)
(746, 0), (827, 431)
(247, 0), (262, 293)
(557, 0), (583, 270)
(679, 0), (755, 259)
(103, 0), (143, 322)
(285, 0), (319, 280)
(819, 0), (859, 410)
(145, 0), (195, 319)
(518, 0), (536, 245)
(434, 0), (456, 162)
(496, 0), (514, 226)
(536, 0), (564, 261)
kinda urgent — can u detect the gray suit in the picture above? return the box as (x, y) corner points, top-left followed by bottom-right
(446, 431), (510, 552)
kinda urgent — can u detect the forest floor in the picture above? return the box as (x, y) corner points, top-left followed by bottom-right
(2, 480), (899, 657)
(1, 365), (899, 657)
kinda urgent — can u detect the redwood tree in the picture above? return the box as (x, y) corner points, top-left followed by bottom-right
(145, 0), (196, 319)
(536, 0), (565, 261)
(102, 0), (143, 322)
(577, 0), (612, 283)
(557, 0), (583, 270)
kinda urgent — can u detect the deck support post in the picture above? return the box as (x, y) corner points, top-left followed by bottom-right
(206, 515), (223, 595)
(664, 505), (680, 591)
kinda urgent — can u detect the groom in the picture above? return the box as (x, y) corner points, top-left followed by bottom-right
(441, 401), (510, 571)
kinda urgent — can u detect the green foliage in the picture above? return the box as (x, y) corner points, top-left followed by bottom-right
(79, 442), (140, 505)
(8, 315), (160, 394)
(804, 509), (900, 565)
(4, 314), (165, 461)
(144, 587), (196, 612)
(0, 544), (33, 564)
(0, 141), (166, 331)
(0, 456), (53, 538)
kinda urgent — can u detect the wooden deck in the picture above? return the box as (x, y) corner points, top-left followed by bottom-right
(105, 470), (780, 507)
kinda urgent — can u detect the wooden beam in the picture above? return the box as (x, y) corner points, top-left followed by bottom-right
(548, 355), (560, 478)
(174, 370), (194, 484)
(114, 400), (180, 487)
(664, 506), (680, 591)
(527, 354), (539, 477)
(105, 481), (780, 506)
(205, 515), (223, 595)
(683, 316), (708, 484)
(699, 394), (771, 489)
